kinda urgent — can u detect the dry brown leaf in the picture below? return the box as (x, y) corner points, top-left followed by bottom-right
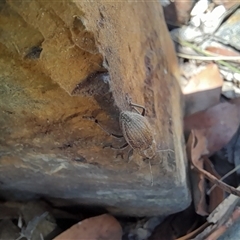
(187, 131), (208, 167)
(190, 168), (208, 216)
(183, 64), (223, 116)
(190, 130), (240, 195)
(53, 214), (122, 240)
(187, 132), (209, 216)
(187, 131), (240, 218)
(185, 102), (240, 155)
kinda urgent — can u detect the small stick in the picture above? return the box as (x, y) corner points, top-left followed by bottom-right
(193, 161), (240, 197)
(207, 164), (240, 195)
(175, 38), (240, 74)
(177, 52), (240, 62)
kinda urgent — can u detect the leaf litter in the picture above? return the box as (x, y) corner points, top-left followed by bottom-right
(148, 1), (240, 238)
(148, 93), (240, 239)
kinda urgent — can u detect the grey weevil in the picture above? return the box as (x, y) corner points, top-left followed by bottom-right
(91, 102), (172, 160)
(90, 102), (172, 186)
(119, 103), (156, 159)
(93, 102), (157, 160)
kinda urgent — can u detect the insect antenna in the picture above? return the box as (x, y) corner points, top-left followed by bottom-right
(127, 148), (134, 163)
(129, 102), (146, 116)
(156, 148), (174, 153)
(84, 116), (123, 138)
(103, 142), (129, 150)
(148, 159), (154, 186)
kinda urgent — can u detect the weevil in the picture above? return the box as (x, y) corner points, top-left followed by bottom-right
(91, 102), (157, 160)
(119, 103), (156, 159)
(90, 102), (173, 186)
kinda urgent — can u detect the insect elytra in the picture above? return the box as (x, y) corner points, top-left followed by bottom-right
(119, 111), (156, 159)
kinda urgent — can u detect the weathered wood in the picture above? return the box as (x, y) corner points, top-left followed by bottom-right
(0, 0), (190, 216)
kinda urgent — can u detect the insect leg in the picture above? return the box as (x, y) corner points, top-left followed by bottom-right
(103, 142), (129, 150)
(156, 148), (175, 158)
(130, 102), (146, 116)
(95, 119), (124, 138)
(127, 148), (133, 163)
(84, 116), (123, 138)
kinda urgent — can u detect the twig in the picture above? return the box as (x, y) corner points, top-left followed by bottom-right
(192, 160), (240, 197)
(177, 52), (240, 62)
(207, 164), (240, 195)
(175, 39), (240, 74)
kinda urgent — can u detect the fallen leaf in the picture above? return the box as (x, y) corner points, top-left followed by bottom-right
(183, 64), (223, 116)
(186, 132), (209, 216)
(54, 214), (122, 240)
(190, 168), (208, 216)
(187, 130), (240, 219)
(186, 130), (209, 165)
(185, 101), (240, 155)
(183, 64), (223, 95)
